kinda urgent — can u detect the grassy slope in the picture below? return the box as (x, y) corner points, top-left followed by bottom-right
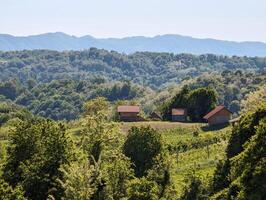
(120, 121), (231, 196)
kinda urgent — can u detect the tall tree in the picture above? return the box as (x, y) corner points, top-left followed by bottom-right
(187, 87), (217, 122)
(123, 126), (163, 177)
(3, 119), (72, 200)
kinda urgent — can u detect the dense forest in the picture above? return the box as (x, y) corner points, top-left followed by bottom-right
(0, 49), (265, 88)
(0, 49), (265, 120)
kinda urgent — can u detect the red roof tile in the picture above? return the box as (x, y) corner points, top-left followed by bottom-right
(172, 108), (187, 116)
(203, 105), (232, 119)
(117, 105), (140, 113)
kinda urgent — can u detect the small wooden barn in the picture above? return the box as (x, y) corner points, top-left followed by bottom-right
(149, 112), (162, 121)
(172, 108), (187, 122)
(117, 105), (140, 122)
(203, 105), (232, 126)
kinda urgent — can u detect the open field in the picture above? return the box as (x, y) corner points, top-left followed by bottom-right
(119, 121), (205, 133)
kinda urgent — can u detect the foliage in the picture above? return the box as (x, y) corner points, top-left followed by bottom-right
(126, 177), (160, 200)
(0, 49), (265, 120)
(187, 87), (217, 122)
(2, 119), (72, 200)
(0, 179), (27, 200)
(161, 86), (190, 120)
(123, 126), (163, 177)
(0, 102), (32, 126)
(241, 84), (266, 113)
(58, 157), (98, 200)
(0, 49), (265, 90)
(179, 173), (207, 200)
(210, 103), (266, 199)
(226, 103), (266, 158)
(229, 120), (266, 200)
(59, 99), (134, 200)
(83, 97), (110, 117)
(147, 153), (177, 199)
(0, 79), (22, 100)
(161, 86), (217, 122)
(211, 159), (231, 194)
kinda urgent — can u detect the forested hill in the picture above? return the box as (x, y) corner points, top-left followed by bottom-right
(0, 49), (265, 89)
(1, 32), (266, 56)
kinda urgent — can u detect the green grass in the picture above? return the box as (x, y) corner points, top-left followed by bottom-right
(161, 125), (231, 196)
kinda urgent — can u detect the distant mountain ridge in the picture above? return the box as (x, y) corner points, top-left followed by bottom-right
(1, 32), (266, 56)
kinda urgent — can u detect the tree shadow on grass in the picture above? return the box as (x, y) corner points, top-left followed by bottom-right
(201, 123), (230, 132)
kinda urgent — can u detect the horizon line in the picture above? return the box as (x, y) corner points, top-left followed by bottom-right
(1, 31), (266, 44)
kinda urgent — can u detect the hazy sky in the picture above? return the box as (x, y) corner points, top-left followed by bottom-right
(1, 0), (266, 42)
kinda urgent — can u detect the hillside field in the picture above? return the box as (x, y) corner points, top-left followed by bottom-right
(118, 121), (231, 196)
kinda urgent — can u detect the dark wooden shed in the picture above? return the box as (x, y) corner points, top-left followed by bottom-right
(172, 108), (187, 122)
(117, 105), (140, 122)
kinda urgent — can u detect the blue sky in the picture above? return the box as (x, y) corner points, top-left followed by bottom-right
(1, 0), (266, 42)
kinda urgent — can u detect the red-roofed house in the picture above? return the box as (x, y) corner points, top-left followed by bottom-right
(117, 105), (140, 122)
(203, 105), (232, 126)
(172, 108), (187, 122)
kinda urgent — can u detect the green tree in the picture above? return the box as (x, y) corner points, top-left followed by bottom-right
(65, 98), (133, 200)
(161, 86), (190, 120)
(210, 102), (266, 199)
(187, 87), (217, 122)
(226, 103), (266, 158)
(3, 119), (72, 200)
(126, 177), (159, 200)
(59, 156), (98, 200)
(241, 84), (266, 113)
(123, 126), (163, 177)
(230, 120), (266, 200)
(179, 173), (207, 200)
(147, 153), (177, 199)
(83, 97), (110, 117)
(0, 179), (27, 200)
(211, 159), (231, 194)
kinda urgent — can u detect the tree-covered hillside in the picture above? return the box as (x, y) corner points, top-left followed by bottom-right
(0, 49), (265, 121)
(0, 49), (265, 89)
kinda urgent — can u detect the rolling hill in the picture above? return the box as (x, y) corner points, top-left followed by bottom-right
(1, 32), (266, 56)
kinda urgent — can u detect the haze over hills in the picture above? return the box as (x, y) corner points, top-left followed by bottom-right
(1, 32), (266, 56)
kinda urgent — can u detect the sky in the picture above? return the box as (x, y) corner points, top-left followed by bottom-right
(1, 0), (266, 42)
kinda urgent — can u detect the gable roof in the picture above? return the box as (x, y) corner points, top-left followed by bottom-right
(203, 105), (232, 120)
(172, 108), (187, 116)
(149, 112), (162, 119)
(117, 105), (140, 113)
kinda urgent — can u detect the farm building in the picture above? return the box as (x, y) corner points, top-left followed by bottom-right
(149, 112), (162, 121)
(203, 105), (232, 126)
(117, 105), (141, 122)
(172, 108), (187, 122)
